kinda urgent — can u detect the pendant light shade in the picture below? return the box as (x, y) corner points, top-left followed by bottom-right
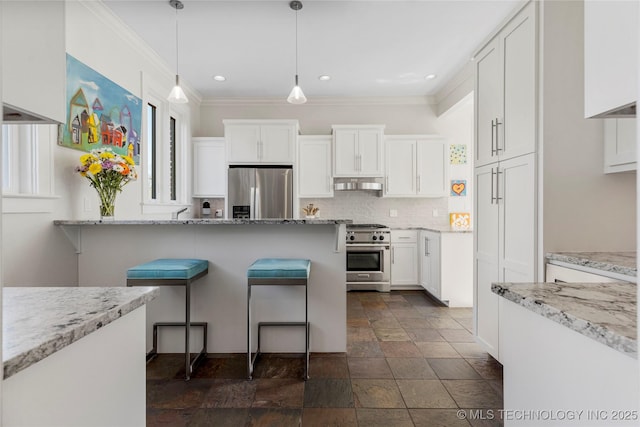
(287, 75), (307, 104)
(168, 0), (188, 104)
(287, 1), (306, 104)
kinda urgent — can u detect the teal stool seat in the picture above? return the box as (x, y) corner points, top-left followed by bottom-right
(127, 258), (209, 380)
(247, 258), (311, 380)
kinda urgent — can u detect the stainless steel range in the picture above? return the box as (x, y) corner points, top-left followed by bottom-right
(346, 224), (391, 292)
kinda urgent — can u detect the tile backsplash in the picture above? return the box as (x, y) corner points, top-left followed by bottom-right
(300, 192), (450, 228)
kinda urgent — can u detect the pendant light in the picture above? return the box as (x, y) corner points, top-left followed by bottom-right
(167, 0), (189, 104)
(287, 1), (307, 104)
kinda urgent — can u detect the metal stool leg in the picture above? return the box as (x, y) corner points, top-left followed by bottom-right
(185, 283), (191, 380)
(247, 283), (252, 380)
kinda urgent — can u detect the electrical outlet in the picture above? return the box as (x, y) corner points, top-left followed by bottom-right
(432, 209), (439, 217)
(389, 209), (398, 217)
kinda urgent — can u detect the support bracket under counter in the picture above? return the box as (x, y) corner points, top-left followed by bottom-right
(59, 225), (82, 254)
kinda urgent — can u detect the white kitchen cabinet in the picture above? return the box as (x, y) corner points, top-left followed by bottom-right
(224, 120), (298, 164)
(384, 136), (447, 197)
(333, 125), (385, 177)
(475, 153), (536, 362)
(545, 264), (621, 284)
(2, 1), (66, 123)
(420, 230), (473, 307)
(390, 230), (419, 288)
(298, 136), (333, 198)
(419, 230), (441, 298)
(584, 0), (638, 118)
(474, 1), (536, 167)
(604, 118), (636, 173)
(192, 137), (226, 198)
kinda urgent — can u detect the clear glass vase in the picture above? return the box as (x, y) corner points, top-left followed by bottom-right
(97, 188), (117, 221)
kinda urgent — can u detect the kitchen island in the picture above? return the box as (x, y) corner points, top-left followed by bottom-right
(54, 219), (350, 354)
(3, 286), (157, 426)
(492, 281), (638, 426)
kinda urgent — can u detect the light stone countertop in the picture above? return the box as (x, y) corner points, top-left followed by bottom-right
(3, 286), (158, 379)
(54, 219), (352, 226)
(546, 252), (636, 277)
(492, 281), (636, 358)
(392, 226), (473, 233)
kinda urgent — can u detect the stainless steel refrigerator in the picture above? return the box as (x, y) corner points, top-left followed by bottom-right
(228, 166), (293, 219)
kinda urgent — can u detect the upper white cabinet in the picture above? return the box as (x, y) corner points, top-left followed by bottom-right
(384, 136), (447, 197)
(333, 125), (385, 177)
(584, 1), (638, 118)
(224, 120), (298, 164)
(192, 137), (226, 198)
(475, 1), (536, 167)
(604, 118), (636, 174)
(298, 136), (333, 198)
(2, 1), (66, 123)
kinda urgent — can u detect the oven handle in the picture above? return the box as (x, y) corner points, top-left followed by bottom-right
(346, 243), (390, 249)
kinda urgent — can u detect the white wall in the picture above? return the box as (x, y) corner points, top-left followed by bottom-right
(2, 1), (200, 286)
(541, 0), (636, 253)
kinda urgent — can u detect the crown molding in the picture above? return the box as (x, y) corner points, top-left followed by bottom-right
(201, 96), (436, 107)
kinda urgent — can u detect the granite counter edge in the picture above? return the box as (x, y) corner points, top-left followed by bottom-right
(3, 287), (159, 379)
(54, 219), (353, 226)
(491, 283), (637, 358)
(546, 252), (636, 277)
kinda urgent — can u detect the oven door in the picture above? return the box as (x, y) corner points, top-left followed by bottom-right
(346, 244), (390, 283)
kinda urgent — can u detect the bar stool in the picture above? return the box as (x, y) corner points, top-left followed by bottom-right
(127, 258), (209, 381)
(247, 258), (311, 380)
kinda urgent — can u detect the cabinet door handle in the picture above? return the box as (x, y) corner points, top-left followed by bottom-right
(426, 238), (430, 256)
(495, 117), (503, 153)
(417, 175), (421, 192)
(358, 154), (362, 171)
(490, 168), (496, 204)
(391, 247), (395, 264)
(491, 119), (496, 156)
(354, 154), (358, 172)
(386, 175), (389, 191)
(424, 237), (428, 256)
(496, 166), (503, 203)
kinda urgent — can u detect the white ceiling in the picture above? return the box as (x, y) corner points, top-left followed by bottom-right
(103, 0), (521, 101)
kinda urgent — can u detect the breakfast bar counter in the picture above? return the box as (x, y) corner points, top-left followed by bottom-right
(54, 219), (350, 355)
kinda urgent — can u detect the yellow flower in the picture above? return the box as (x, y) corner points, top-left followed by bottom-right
(80, 154), (97, 164)
(122, 155), (135, 166)
(88, 163), (102, 175)
(99, 152), (115, 160)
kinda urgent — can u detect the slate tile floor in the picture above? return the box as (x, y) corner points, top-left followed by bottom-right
(147, 291), (503, 426)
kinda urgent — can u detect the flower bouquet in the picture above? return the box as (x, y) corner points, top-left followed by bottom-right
(75, 148), (137, 219)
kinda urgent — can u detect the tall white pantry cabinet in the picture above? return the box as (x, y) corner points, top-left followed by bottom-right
(473, 1), (537, 362)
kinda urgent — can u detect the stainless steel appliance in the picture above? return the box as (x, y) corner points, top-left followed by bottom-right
(228, 166), (293, 219)
(346, 224), (391, 292)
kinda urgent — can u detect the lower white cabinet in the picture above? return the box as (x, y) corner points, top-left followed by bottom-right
(390, 230), (419, 288)
(545, 263), (628, 284)
(420, 230), (473, 307)
(192, 137), (226, 198)
(298, 136), (333, 198)
(604, 118), (636, 174)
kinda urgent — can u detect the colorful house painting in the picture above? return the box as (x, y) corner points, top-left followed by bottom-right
(58, 54), (141, 164)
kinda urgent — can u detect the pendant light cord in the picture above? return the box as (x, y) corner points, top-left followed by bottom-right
(175, 5), (179, 77)
(295, 7), (298, 77)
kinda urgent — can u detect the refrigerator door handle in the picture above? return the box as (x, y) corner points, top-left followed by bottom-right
(250, 187), (256, 219)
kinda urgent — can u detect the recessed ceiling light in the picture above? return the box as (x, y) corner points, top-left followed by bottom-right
(318, 75), (331, 81)
(425, 74), (437, 80)
(213, 75), (226, 82)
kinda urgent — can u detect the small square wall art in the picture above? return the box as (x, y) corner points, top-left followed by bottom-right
(450, 212), (471, 230)
(451, 180), (467, 196)
(450, 144), (468, 165)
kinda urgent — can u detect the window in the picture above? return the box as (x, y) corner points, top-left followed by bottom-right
(169, 116), (176, 201)
(142, 91), (189, 212)
(1, 123), (56, 213)
(146, 103), (157, 200)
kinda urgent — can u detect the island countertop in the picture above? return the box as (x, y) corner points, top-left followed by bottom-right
(492, 281), (636, 358)
(54, 218), (353, 226)
(3, 286), (158, 379)
(546, 251), (636, 277)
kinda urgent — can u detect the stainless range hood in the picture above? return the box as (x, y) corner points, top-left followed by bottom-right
(334, 178), (383, 194)
(2, 104), (60, 124)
